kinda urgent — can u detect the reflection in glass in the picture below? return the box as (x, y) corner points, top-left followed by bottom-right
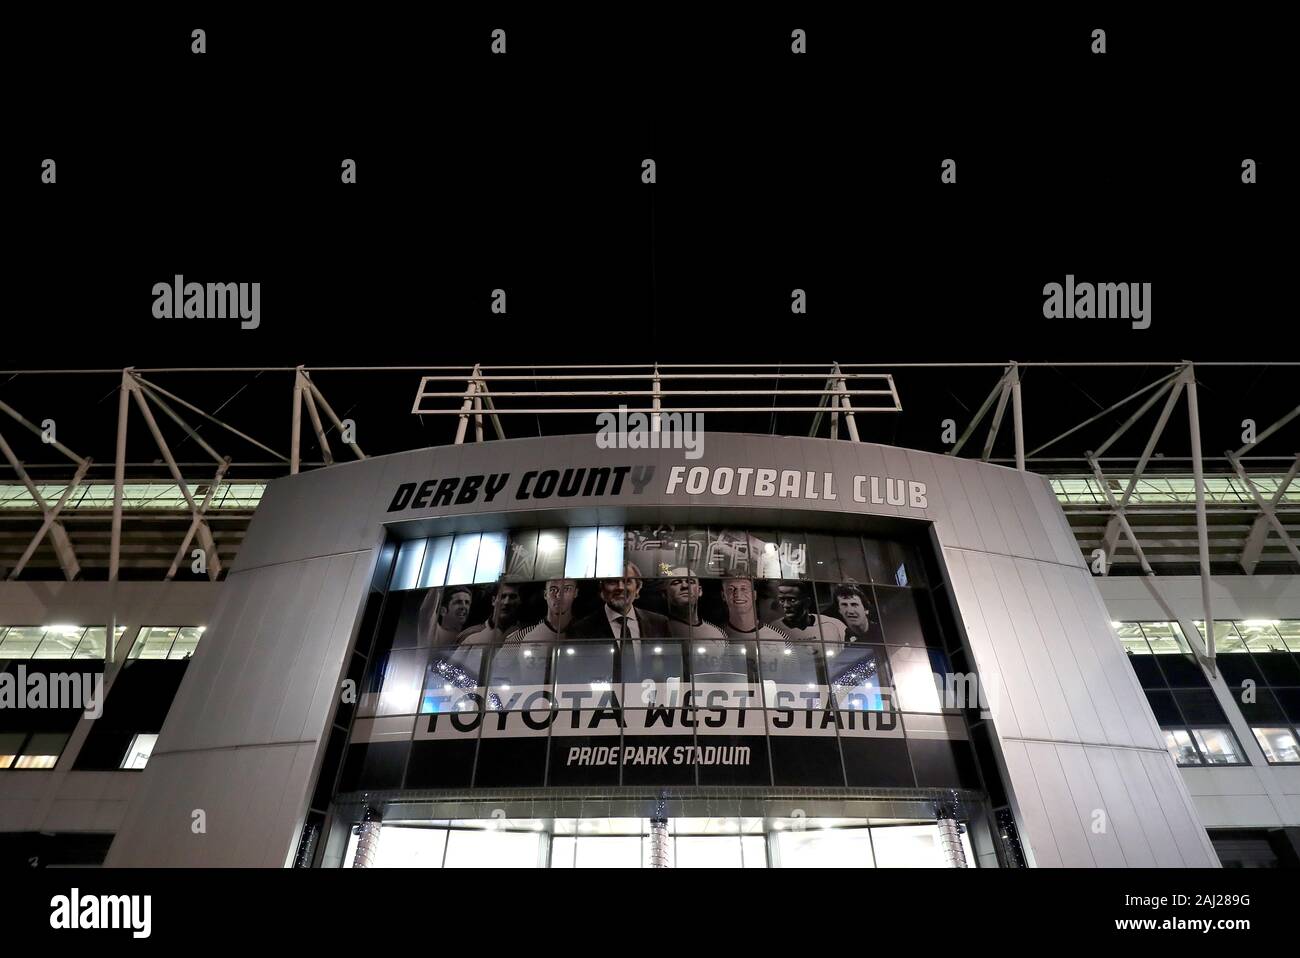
(1190, 728), (1244, 765)
(759, 642), (829, 710)
(1163, 728), (1201, 766)
(417, 536), (453, 588)
(391, 538), (427, 591)
(564, 527), (599, 579)
(474, 532), (508, 583)
(446, 534), (482, 585)
(828, 644), (888, 711)
(622, 640), (689, 707)
(1251, 726), (1300, 764)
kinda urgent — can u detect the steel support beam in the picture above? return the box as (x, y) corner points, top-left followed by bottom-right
(1184, 365), (1216, 673)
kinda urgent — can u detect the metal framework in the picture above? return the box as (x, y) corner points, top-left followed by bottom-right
(1, 362), (1296, 670)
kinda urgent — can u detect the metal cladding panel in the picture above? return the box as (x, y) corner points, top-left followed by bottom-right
(100, 433), (1215, 866)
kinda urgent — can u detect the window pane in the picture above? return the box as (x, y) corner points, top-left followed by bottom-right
(1237, 621), (1288, 653)
(473, 531), (508, 583)
(169, 627), (203, 660)
(1164, 728), (1201, 766)
(676, 836), (745, 868)
(1114, 622), (1150, 655)
(502, 529), (538, 581)
(828, 643), (889, 711)
(1140, 621), (1190, 654)
(132, 627), (177, 660)
(442, 826), (543, 868)
(775, 826), (875, 867)
(446, 534), (482, 585)
(564, 527), (599, 579)
(887, 646), (944, 712)
(1196, 621), (1247, 654)
(759, 642), (829, 709)
(0, 732), (25, 768)
(534, 529), (568, 580)
(1276, 621), (1300, 655)
(595, 526), (626, 578)
(1251, 727), (1300, 764)
(803, 534), (840, 581)
(871, 824), (950, 868)
(777, 531), (810, 579)
(1174, 689), (1228, 725)
(73, 627), (114, 660)
(417, 536), (453, 588)
(391, 538), (427, 591)
(1191, 728), (1245, 765)
(15, 732), (69, 768)
(0, 626), (45, 658)
(121, 733), (159, 769)
(33, 626), (85, 659)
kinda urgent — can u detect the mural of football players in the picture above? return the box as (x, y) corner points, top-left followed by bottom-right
(770, 580), (846, 643)
(833, 582), (876, 643)
(517, 578), (579, 641)
(720, 575), (781, 640)
(458, 580), (526, 645)
(419, 585), (473, 647)
(662, 567), (726, 639)
(569, 562), (670, 639)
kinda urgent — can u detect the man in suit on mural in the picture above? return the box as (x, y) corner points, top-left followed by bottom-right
(569, 561), (670, 639)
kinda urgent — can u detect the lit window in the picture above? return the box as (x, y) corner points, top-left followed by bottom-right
(0, 732), (24, 769)
(1190, 728), (1245, 765)
(12, 733), (69, 769)
(390, 538), (428, 591)
(1163, 729), (1201, 766)
(1251, 727), (1300, 764)
(130, 627), (179, 659)
(121, 733), (159, 770)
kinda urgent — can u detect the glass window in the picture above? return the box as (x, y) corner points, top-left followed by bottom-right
(0, 627), (45, 658)
(834, 536), (869, 583)
(803, 533), (840, 581)
(482, 644), (554, 706)
(1140, 621), (1190, 655)
(1276, 621), (1300, 655)
(777, 531), (810, 579)
(595, 526), (626, 578)
(14, 732), (69, 769)
(828, 643), (889, 711)
(446, 533), (482, 585)
(168, 627), (203, 660)
(1164, 728), (1201, 766)
(473, 531), (508, 583)
(121, 733), (159, 769)
(887, 646), (944, 712)
(1173, 689), (1229, 725)
(417, 536), (453, 588)
(1251, 727), (1300, 764)
(502, 529), (538, 581)
(871, 824), (956, 868)
(1190, 728), (1245, 765)
(691, 640), (760, 706)
(1237, 621), (1288, 653)
(72, 627), (118, 660)
(390, 538), (427, 591)
(33, 626), (85, 658)
(759, 642), (829, 710)
(442, 826), (545, 868)
(564, 527), (599, 579)
(1196, 621), (1247, 654)
(554, 642), (620, 703)
(676, 836), (747, 868)
(1115, 622), (1150, 655)
(622, 640), (689, 708)
(774, 825), (875, 868)
(130, 627), (178, 660)
(0, 732), (24, 769)
(534, 529), (568, 580)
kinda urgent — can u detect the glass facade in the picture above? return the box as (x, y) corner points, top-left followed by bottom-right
(1114, 621), (1249, 766)
(341, 817), (976, 869)
(1193, 620), (1300, 765)
(305, 520), (1016, 870)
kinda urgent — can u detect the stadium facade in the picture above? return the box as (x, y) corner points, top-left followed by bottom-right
(1, 364), (1297, 868)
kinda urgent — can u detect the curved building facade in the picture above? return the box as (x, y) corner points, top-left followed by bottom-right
(101, 434), (1218, 867)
